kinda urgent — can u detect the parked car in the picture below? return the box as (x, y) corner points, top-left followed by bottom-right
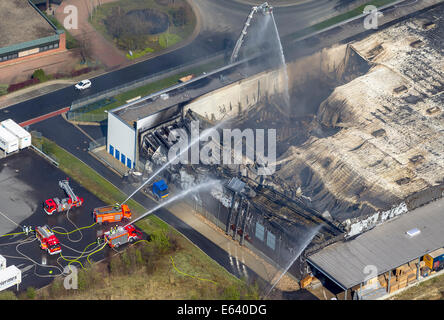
(75, 79), (91, 90)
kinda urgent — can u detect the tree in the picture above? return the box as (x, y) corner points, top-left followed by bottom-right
(172, 7), (186, 27)
(79, 34), (93, 63)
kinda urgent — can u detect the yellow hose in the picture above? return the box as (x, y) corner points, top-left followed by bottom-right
(170, 256), (217, 285)
(0, 232), (25, 237)
(52, 222), (97, 235)
(86, 243), (107, 265)
(60, 241), (98, 269)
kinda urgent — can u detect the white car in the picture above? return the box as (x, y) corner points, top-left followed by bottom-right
(75, 79), (91, 90)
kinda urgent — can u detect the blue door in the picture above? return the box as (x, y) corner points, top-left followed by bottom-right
(115, 149), (120, 160)
(121, 153), (126, 165)
(109, 145), (114, 156)
(127, 158), (132, 169)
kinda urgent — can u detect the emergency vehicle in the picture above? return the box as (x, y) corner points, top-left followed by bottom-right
(44, 179), (84, 215)
(152, 180), (169, 200)
(103, 225), (142, 248)
(35, 225), (62, 255)
(93, 204), (132, 224)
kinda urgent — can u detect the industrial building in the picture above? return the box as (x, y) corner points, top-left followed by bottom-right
(104, 2), (444, 298)
(0, 0), (66, 67)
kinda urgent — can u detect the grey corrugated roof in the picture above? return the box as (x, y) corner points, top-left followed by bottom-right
(308, 198), (444, 289)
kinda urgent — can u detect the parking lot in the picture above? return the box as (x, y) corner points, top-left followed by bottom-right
(0, 149), (121, 291)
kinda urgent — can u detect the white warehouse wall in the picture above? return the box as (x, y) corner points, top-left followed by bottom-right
(184, 67), (287, 121)
(107, 112), (136, 169)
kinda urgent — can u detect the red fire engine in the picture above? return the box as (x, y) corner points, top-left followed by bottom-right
(35, 225), (62, 255)
(103, 225), (142, 248)
(44, 179), (84, 215)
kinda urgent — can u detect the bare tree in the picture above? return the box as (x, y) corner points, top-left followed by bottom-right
(79, 33), (93, 63)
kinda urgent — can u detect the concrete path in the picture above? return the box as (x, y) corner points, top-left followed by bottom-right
(54, 0), (129, 69)
(0, 80), (75, 109)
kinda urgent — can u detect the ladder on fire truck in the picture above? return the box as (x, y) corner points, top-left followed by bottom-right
(59, 179), (80, 203)
(229, 2), (273, 64)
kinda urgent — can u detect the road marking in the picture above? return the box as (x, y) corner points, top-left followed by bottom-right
(19, 107), (70, 127)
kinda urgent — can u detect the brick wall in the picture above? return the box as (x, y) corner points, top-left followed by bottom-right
(0, 33), (67, 68)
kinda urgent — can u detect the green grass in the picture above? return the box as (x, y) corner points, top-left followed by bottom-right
(0, 84), (8, 96)
(44, 14), (79, 49)
(126, 47), (155, 60)
(284, 0), (399, 41)
(159, 33), (182, 49)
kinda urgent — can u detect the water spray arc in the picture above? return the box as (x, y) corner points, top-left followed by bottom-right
(270, 14), (290, 111)
(124, 180), (221, 227)
(229, 1), (290, 113)
(264, 224), (323, 298)
(230, 2), (273, 64)
(121, 121), (226, 205)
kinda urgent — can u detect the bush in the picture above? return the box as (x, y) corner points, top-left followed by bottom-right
(151, 229), (171, 254)
(71, 67), (91, 77)
(0, 84), (8, 96)
(109, 255), (123, 275)
(243, 281), (260, 300)
(222, 283), (241, 300)
(7, 78), (40, 93)
(77, 269), (89, 290)
(32, 69), (50, 82)
(26, 286), (36, 299)
(49, 279), (64, 298)
(0, 290), (18, 300)
(134, 248), (143, 266)
(121, 251), (132, 273)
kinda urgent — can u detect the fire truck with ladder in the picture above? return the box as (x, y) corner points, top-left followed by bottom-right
(44, 179), (84, 215)
(103, 225), (142, 248)
(35, 225), (62, 255)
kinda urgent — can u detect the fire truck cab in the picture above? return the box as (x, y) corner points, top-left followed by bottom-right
(35, 225), (62, 255)
(104, 225), (141, 248)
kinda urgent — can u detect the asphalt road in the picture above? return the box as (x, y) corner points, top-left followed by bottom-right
(194, 0), (357, 37)
(0, 149), (110, 291)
